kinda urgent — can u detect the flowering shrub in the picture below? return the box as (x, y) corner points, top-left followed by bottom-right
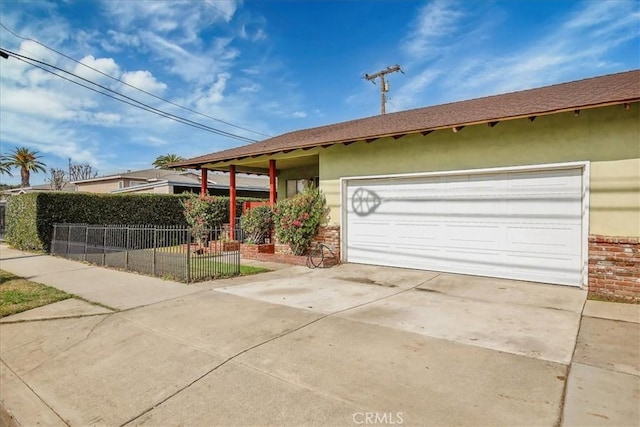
(240, 205), (273, 244)
(181, 194), (227, 245)
(273, 186), (327, 255)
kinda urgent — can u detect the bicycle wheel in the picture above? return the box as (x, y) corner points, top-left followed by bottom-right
(306, 244), (324, 268)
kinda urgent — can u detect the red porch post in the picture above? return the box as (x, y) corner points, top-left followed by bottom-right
(229, 165), (236, 240)
(200, 168), (207, 196)
(269, 159), (276, 205)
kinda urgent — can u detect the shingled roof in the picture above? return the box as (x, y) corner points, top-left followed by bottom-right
(174, 69), (640, 168)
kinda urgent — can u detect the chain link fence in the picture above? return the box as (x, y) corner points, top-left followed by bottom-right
(51, 223), (240, 283)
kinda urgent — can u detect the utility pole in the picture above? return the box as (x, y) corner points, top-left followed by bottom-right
(364, 64), (403, 115)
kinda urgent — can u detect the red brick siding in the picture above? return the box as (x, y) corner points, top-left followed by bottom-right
(588, 235), (640, 302)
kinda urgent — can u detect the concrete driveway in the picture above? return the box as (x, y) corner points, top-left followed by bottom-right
(0, 253), (589, 426)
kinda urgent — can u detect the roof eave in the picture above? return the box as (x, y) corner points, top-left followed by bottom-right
(174, 98), (638, 170)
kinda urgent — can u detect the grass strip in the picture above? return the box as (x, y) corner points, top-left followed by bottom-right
(0, 270), (71, 318)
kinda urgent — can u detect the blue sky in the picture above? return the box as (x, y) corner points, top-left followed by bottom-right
(0, 0), (638, 186)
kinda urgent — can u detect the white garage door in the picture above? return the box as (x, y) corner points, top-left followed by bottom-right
(344, 168), (584, 286)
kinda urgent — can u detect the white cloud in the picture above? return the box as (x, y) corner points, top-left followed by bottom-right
(100, 0), (243, 84)
(192, 72), (231, 110)
(0, 85), (97, 120)
(292, 111), (307, 118)
(0, 111), (100, 167)
(121, 70), (167, 94)
(92, 112), (121, 125)
(402, 0), (464, 57)
(101, 30), (141, 52)
(239, 82), (260, 93)
(74, 55), (121, 82)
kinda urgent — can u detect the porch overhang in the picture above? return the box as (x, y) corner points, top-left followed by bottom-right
(188, 150), (320, 175)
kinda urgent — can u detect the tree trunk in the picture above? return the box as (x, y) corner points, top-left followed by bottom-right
(21, 168), (30, 188)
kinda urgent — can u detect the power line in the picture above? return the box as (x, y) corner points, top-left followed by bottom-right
(4, 52), (249, 139)
(0, 47), (257, 142)
(0, 21), (271, 138)
(202, 1), (236, 21)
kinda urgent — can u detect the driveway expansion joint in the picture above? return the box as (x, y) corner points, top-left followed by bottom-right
(557, 293), (588, 426)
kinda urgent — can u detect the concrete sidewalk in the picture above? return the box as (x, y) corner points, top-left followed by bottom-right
(562, 300), (640, 426)
(0, 244), (638, 426)
(0, 244), (207, 310)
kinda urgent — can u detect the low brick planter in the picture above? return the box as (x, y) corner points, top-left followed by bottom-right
(223, 241), (240, 252)
(240, 250), (308, 266)
(240, 243), (275, 256)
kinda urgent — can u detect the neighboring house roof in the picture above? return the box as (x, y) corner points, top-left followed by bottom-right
(112, 178), (271, 194)
(173, 69), (640, 168)
(74, 168), (270, 191)
(72, 168), (196, 184)
(75, 169), (269, 193)
(3, 181), (76, 195)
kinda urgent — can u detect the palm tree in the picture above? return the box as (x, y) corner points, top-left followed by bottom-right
(152, 153), (185, 170)
(0, 155), (13, 177)
(5, 147), (47, 187)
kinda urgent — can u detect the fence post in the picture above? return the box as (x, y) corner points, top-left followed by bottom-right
(64, 225), (69, 256)
(152, 226), (157, 276)
(125, 226), (130, 270)
(186, 228), (191, 284)
(102, 226), (107, 266)
(52, 224), (58, 255)
(83, 226), (89, 261)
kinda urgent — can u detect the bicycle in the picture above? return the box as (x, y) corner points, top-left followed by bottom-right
(306, 242), (339, 269)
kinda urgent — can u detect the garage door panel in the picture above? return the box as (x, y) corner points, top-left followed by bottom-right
(507, 196), (582, 219)
(346, 168), (584, 286)
(446, 224), (500, 249)
(507, 225), (581, 255)
(395, 223), (440, 241)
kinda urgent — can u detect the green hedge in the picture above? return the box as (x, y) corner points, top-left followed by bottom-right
(5, 192), (40, 251)
(5, 192), (260, 252)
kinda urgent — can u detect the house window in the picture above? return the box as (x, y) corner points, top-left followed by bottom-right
(286, 177), (319, 198)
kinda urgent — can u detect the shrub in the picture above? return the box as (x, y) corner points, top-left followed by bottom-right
(181, 194), (227, 245)
(240, 205), (273, 244)
(273, 187), (327, 255)
(5, 193), (40, 251)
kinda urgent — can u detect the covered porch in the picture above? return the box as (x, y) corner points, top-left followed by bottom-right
(180, 151), (320, 239)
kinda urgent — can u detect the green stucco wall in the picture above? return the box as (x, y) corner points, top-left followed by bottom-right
(319, 104), (640, 237)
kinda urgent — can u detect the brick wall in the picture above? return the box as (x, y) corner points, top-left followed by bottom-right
(312, 225), (341, 260)
(588, 235), (640, 302)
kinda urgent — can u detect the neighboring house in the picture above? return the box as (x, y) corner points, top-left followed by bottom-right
(138, 71), (640, 299)
(73, 168), (270, 198)
(3, 181), (76, 196)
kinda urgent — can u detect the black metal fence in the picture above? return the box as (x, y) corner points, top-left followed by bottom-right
(50, 224), (240, 283)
